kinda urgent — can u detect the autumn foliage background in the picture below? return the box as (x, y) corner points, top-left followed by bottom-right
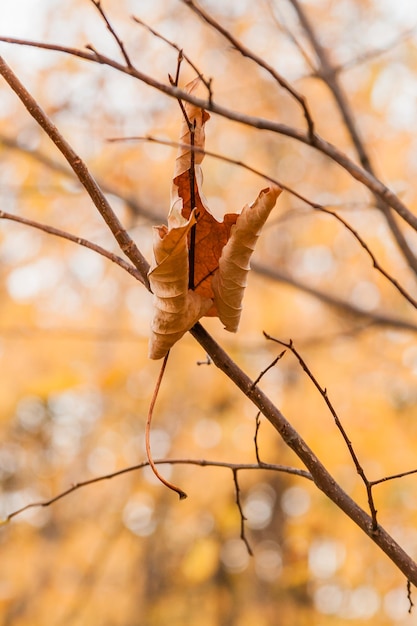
(1, 0), (417, 624)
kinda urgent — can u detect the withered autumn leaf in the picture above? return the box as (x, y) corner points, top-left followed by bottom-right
(148, 78), (281, 359)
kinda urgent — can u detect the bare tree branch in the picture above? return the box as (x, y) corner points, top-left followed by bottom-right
(0, 210), (143, 281)
(89, 0), (132, 67)
(1, 38), (416, 233)
(190, 322), (417, 585)
(0, 56), (151, 288)
(5, 132), (416, 334)
(287, 0), (417, 276)
(264, 335), (379, 529)
(0, 133), (163, 223)
(1, 457), (312, 524)
(181, 0), (315, 139)
(232, 469), (253, 556)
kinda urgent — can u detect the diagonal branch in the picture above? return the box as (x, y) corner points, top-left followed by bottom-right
(0, 210), (143, 280)
(181, 0), (315, 139)
(0, 56), (150, 288)
(190, 321), (417, 585)
(287, 0), (417, 276)
(89, 0), (132, 67)
(2, 457), (312, 524)
(264, 335), (379, 529)
(1, 38), (417, 233)
(5, 132), (416, 334)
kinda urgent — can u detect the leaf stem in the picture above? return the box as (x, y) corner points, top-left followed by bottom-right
(145, 351), (187, 500)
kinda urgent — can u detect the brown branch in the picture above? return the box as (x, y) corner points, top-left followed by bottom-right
(1, 38), (416, 233)
(254, 412), (262, 465)
(288, 0), (417, 276)
(408, 579), (414, 613)
(181, 0), (315, 139)
(0, 56), (151, 288)
(113, 135), (417, 311)
(4, 133), (415, 335)
(232, 469), (253, 556)
(265, 335), (379, 529)
(132, 15), (212, 97)
(89, 0), (132, 67)
(2, 458), (312, 524)
(189, 322), (417, 585)
(0, 210), (143, 281)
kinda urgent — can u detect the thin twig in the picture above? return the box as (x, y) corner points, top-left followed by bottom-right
(254, 412), (262, 465)
(0, 210), (143, 281)
(250, 350), (286, 391)
(112, 134), (417, 311)
(264, 334), (379, 530)
(0, 57), (150, 288)
(232, 469), (253, 556)
(1, 37), (417, 232)
(168, 63), (199, 290)
(90, 0), (132, 67)
(407, 579), (414, 613)
(317, 206), (417, 310)
(181, 0), (315, 140)
(1, 458), (312, 523)
(370, 467), (417, 488)
(132, 15), (212, 94)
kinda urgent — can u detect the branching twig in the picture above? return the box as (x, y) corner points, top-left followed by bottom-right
(188, 323), (417, 583)
(182, 0), (315, 140)
(254, 412), (262, 465)
(287, 0), (417, 276)
(1, 458), (312, 524)
(408, 579), (414, 613)
(112, 134), (417, 311)
(0, 57), (151, 288)
(132, 15), (212, 96)
(1, 38), (416, 233)
(264, 334), (379, 530)
(168, 69), (199, 289)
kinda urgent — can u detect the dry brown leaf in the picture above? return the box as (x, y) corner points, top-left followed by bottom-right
(212, 185), (282, 332)
(148, 78), (281, 359)
(148, 209), (212, 360)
